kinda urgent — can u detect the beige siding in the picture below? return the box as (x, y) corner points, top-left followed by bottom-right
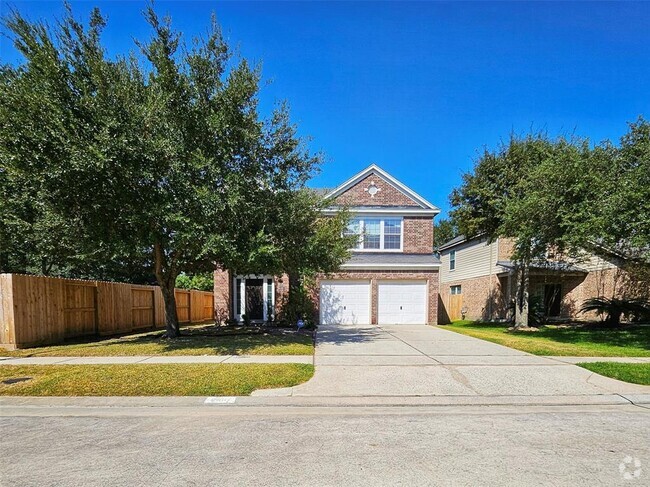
(569, 251), (618, 272)
(440, 238), (499, 282)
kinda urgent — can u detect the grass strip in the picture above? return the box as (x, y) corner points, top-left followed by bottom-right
(0, 363), (314, 396)
(443, 321), (650, 357)
(576, 362), (650, 385)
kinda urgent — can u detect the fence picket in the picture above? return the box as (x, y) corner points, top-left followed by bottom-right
(0, 274), (214, 349)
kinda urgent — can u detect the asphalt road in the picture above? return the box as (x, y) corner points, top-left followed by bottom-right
(1, 403), (648, 486)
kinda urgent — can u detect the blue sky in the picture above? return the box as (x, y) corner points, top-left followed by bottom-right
(2, 1), (649, 218)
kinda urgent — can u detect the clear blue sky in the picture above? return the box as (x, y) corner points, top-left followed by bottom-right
(2, 1), (649, 218)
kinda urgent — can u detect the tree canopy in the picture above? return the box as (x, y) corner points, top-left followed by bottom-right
(433, 218), (458, 254)
(450, 119), (650, 327)
(0, 4), (348, 336)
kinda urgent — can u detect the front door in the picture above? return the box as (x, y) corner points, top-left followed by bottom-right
(543, 284), (562, 317)
(449, 285), (463, 321)
(245, 279), (264, 320)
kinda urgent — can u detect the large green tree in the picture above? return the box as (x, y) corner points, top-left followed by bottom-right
(0, 5), (324, 337)
(450, 120), (650, 328)
(450, 134), (589, 327)
(433, 218), (458, 253)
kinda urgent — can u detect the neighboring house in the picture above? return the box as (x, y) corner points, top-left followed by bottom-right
(437, 235), (632, 324)
(214, 164), (442, 325)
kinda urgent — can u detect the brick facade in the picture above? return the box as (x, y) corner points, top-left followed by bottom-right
(213, 269), (289, 322)
(213, 267), (230, 323)
(214, 166), (441, 326)
(439, 265), (646, 324)
(497, 237), (516, 261)
(403, 217), (433, 254)
(438, 274), (509, 324)
(274, 273), (290, 318)
(554, 268), (632, 320)
(313, 270), (439, 325)
(334, 174), (421, 207)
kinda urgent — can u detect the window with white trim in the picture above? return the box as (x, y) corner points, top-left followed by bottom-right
(346, 217), (403, 251)
(450, 285), (461, 295)
(344, 219), (362, 249)
(449, 250), (456, 270)
(383, 218), (401, 249)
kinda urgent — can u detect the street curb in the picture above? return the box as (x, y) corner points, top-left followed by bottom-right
(1, 393), (649, 409)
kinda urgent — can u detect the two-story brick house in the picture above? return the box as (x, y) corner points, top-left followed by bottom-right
(437, 235), (633, 324)
(214, 164), (442, 325)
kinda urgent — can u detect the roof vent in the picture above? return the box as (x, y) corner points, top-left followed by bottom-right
(366, 182), (381, 197)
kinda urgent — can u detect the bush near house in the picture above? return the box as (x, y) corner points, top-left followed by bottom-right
(580, 297), (650, 326)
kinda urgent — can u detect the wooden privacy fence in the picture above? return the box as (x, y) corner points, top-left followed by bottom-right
(0, 274), (214, 349)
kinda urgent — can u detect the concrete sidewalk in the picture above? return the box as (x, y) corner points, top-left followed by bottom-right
(253, 323), (650, 398)
(0, 355), (313, 365)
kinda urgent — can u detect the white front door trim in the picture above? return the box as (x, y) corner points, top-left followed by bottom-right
(233, 275), (275, 322)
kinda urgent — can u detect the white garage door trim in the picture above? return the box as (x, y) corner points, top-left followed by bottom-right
(377, 280), (428, 325)
(320, 280), (371, 325)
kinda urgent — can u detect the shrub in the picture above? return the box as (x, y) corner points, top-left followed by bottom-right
(580, 297), (650, 326)
(278, 285), (316, 327)
(175, 273), (213, 291)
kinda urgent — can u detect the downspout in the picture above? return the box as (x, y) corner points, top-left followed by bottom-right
(488, 239), (494, 319)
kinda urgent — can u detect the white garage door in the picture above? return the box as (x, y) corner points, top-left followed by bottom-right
(320, 280), (371, 325)
(378, 280), (428, 325)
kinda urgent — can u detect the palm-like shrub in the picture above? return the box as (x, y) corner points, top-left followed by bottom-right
(580, 297), (650, 326)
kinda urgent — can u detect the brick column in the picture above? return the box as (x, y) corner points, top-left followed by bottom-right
(428, 271), (439, 325)
(371, 277), (378, 324)
(213, 267), (231, 321)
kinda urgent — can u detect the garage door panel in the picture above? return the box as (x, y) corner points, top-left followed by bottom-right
(320, 281), (371, 325)
(378, 280), (427, 325)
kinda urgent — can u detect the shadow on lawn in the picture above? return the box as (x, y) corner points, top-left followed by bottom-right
(11, 323), (313, 357)
(535, 325), (650, 350)
(461, 321), (650, 351)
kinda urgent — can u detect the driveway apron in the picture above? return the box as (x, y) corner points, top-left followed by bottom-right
(255, 323), (650, 398)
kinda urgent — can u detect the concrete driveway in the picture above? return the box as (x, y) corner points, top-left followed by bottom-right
(255, 323), (650, 399)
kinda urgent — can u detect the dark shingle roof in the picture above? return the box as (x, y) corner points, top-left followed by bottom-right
(496, 260), (587, 273)
(438, 235), (467, 251)
(309, 188), (333, 197)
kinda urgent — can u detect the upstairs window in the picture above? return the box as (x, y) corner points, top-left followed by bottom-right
(346, 217), (402, 251)
(450, 250), (456, 270)
(363, 219), (381, 249)
(383, 219), (402, 249)
(344, 219), (362, 249)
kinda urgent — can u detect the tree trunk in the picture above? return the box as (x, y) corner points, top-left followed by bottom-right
(288, 272), (301, 295)
(160, 280), (180, 337)
(153, 241), (180, 338)
(514, 263), (530, 328)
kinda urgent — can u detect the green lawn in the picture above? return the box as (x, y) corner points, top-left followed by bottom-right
(577, 362), (650, 385)
(0, 324), (314, 357)
(443, 321), (650, 357)
(0, 363), (314, 396)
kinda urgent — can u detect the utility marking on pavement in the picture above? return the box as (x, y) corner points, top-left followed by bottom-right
(204, 396), (236, 404)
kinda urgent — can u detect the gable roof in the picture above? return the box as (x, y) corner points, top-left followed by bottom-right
(323, 164), (440, 213)
(438, 235), (468, 251)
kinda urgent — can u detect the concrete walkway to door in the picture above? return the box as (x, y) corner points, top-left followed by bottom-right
(254, 323), (650, 400)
